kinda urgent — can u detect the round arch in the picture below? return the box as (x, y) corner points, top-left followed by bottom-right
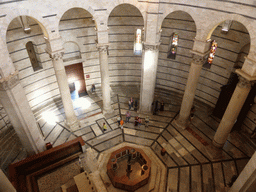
(2, 11), (49, 42)
(106, 2), (146, 27)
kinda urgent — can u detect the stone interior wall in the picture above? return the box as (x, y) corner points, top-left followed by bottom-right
(108, 4), (143, 86)
(156, 11), (196, 102)
(157, 12), (250, 108)
(59, 8), (99, 92)
(6, 17), (59, 112)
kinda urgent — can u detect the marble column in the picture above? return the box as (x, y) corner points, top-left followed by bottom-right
(174, 52), (207, 129)
(139, 43), (160, 113)
(97, 44), (113, 114)
(0, 169), (16, 192)
(230, 152), (256, 192)
(49, 51), (79, 130)
(0, 71), (45, 155)
(213, 72), (254, 148)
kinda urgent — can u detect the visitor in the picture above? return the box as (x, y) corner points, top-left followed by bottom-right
(130, 97), (134, 109)
(120, 119), (124, 129)
(138, 117), (142, 127)
(134, 100), (138, 111)
(91, 84), (96, 92)
(102, 123), (107, 132)
(190, 105), (196, 121)
(128, 100), (131, 110)
(117, 116), (121, 126)
(145, 116), (149, 127)
(126, 111), (131, 123)
(134, 116), (138, 126)
(160, 101), (164, 111)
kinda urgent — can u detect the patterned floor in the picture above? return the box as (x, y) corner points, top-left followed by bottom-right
(34, 86), (256, 192)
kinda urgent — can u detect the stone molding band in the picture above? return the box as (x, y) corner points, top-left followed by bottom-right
(0, 70), (19, 91)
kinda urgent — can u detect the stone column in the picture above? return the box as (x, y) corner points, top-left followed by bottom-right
(229, 152), (256, 192)
(49, 51), (79, 130)
(174, 52), (208, 129)
(0, 169), (16, 192)
(139, 43), (160, 113)
(97, 44), (113, 114)
(0, 71), (45, 155)
(213, 70), (255, 148)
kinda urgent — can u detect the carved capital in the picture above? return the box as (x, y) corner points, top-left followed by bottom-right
(143, 43), (160, 51)
(0, 70), (19, 91)
(97, 44), (109, 53)
(192, 54), (206, 65)
(237, 76), (254, 89)
(49, 52), (64, 61)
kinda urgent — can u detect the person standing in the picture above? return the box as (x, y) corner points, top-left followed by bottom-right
(117, 116), (121, 126)
(134, 100), (138, 111)
(145, 116), (149, 127)
(126, 111), (131, 123)
(134, 116), (138, 126)
(91, 84), (96, 92)
(128, 100), (131, 110)
(138, 117), (142, 127)
(130, 97), (134, 109)
(120, 119), (124, 129)
(160, 101), (164, 111)
(102, 123), (107, 132)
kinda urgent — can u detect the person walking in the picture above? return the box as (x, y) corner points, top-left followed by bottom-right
(102, 123), (107, 132)
(126, 111), (131, 123)
(120, 119), (124, 129)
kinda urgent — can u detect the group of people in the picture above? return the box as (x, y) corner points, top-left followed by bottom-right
(152, 100), (165, 115)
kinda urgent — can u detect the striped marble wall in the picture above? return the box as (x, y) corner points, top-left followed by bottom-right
(156, 11), (250, 108)
(108, 4), (143, 86)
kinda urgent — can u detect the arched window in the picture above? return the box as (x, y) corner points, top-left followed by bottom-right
(26, 41), (42, 71)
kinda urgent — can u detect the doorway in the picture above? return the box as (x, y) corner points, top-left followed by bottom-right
(65, 63), (87, 99)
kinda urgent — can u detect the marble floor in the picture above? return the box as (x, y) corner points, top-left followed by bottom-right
(33, 85), (256, 192)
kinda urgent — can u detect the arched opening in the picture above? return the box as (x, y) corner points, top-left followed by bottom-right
(26, 41), (42, 71)
(108, 4), (144, 87)
(59, 8), (97, 99)
(204, 21), (252, 133)
(6, 16), (55, 112)
(156, 11), (196, 101)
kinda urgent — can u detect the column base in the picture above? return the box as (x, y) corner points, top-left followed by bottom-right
(212, 139), (224, 148)
(65, 119), (80, 131)
(173, 117), (188, 130)
(205, 143), (225, 160)
(103, 106), (114, 116)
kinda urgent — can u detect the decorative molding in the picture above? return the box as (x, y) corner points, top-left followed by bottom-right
(143, 43), (160, 51)
(49, 52), (64, 61)
(0, 70), (19, 91)
(237, 76), (254, 89)
(97, 44), (109, 53)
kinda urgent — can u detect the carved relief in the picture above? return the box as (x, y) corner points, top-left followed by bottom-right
(97, 45), (109, 53)
(192, 54), (206, 65)
(50, 52), (64, 61)
(0, 70), (19, 90)
(238, 76), (254, 89)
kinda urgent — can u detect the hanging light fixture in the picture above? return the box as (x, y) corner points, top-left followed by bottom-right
(203, 40), (218, 69)
(221, 20), (232, 34)
(167, 32), (178, 59)
(134, 29), (142, 55)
